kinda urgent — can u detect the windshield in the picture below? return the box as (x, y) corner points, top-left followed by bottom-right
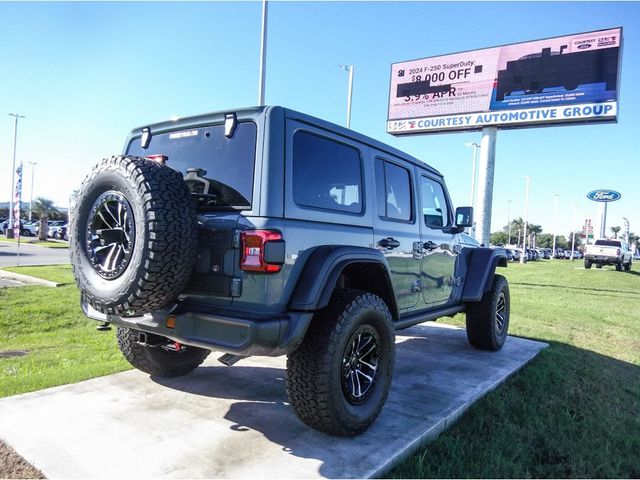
(127, 122), (257, 210)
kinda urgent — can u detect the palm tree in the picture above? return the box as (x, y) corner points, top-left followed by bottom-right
(610, 226), (621, 239)
(32, 197), (59, 241)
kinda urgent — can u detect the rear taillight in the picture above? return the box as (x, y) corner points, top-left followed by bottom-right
(617, 248), (621, 255)
(240, 230), (284, 273)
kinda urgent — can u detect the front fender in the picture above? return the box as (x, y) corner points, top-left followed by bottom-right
(461, 247), (508, 302)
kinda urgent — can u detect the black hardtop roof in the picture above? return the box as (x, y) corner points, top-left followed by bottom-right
(129, 106), (441, 177)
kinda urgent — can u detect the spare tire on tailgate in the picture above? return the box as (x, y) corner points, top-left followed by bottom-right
(70, 155), (197, 316)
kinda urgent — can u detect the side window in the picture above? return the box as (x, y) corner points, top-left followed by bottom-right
(292, 131), (362, 213)
(375, 158), (412, 222)
(420, 176), (450, 228)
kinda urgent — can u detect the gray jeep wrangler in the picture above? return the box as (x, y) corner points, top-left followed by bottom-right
(70, 106), (509, 437)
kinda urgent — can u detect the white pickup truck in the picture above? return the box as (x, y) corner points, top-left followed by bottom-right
(584, 239), (633, 271)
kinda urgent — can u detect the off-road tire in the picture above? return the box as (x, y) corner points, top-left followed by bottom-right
(615, 262), (622, 271)
(584, 259), (592, 269)
(624, 259), (632, 271)
(116, 327), (210, 377)
(465, 274), (510, 351)
(286, 289), (395, 437)
(70, 155), (197, 316)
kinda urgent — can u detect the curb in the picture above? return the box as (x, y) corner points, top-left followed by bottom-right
(0, 269), (61, 288)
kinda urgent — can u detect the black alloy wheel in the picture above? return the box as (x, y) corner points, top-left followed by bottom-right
(495, 291), (507, 336)
(341, 325), (380, 405)
(86, 191), (135, 280)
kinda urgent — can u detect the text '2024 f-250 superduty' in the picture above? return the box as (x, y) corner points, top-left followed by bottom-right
(70, 106), (509, 437)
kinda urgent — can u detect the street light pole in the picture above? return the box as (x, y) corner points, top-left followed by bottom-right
(7, 113), (26, 239)
(464, 142), (480, 237)
(552, 193), (559, 259)
(520, 176), (531, 264)
(570, 203), (577, 260)
(257, 0), (268, 106)
(28, 161), (37, 221)
(339, 65), (354, 128)
(507, 199), (512, 245)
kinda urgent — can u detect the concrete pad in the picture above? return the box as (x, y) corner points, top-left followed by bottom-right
(0, 324), (547, 479)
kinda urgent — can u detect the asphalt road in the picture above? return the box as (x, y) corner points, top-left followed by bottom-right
(0, 241), (70, 267)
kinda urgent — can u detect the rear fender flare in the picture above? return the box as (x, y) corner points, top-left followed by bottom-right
(288, 246), (399, 319)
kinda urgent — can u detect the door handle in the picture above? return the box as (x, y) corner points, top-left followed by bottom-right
(379, 237), (400, 249)
(423, 240), (438, 251)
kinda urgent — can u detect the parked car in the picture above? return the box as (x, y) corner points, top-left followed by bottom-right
(69, 106), (511, 437)
(1, 220), (34, 237)
(554, 248), (564, 259)
(510, 248), (521, 261)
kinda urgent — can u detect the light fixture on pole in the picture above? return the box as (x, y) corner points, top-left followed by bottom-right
(257, 0), (268, 106)
(520, 176), (531, 264)
(338, 65), (354, 129)
(28, 161), (37, 221)
(552, 193), (559, 258)
(7, 113), (26, 239)
(507, 199), (512, 245)
(464, 142), (480, 236)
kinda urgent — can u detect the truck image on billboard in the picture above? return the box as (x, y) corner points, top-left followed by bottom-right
(387, 28), (622, 135)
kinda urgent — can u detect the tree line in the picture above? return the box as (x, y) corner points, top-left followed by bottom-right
(490, 217), (638, 250)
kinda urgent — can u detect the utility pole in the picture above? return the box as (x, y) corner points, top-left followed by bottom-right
(339, 65), (354, 128)
(520, 176), (531, 264)
(257, 0), (268, 106)
(7, 113), (26, 239)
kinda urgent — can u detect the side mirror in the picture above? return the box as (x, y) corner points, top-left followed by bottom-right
(455, 206), (473, 228)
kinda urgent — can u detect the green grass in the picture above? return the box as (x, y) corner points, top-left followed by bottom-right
(0, 265), (130, 397)
(2, 265), (74, 285)
(390, 260), (640, 478)
(0, 238), (69, 248)
(1, 262), (639, 477)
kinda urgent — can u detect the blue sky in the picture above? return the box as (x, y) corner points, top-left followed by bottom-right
(1, 1), (638, 239)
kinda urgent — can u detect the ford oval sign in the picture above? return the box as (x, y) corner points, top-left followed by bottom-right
(587, 190), (622, 202)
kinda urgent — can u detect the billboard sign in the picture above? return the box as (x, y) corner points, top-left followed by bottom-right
(586, 189), (621, 202)
(387, 28), (622, 135)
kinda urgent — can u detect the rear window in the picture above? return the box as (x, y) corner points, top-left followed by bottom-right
(594, 239), (622, 247)
(127, 122), (257, 210)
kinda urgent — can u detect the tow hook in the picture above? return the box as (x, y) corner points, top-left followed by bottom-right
(96, 322), (112, 331)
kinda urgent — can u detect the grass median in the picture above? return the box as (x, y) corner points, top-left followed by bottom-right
(1, 261), (639, 477)
(0, 238), (69, 248)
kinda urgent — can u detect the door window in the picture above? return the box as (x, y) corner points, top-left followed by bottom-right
(420, 176), (450, 228)
(375, 158), (412, 222)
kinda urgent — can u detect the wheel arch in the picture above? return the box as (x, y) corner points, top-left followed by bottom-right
(461, 247), (508, 303)
(288, 246), (399, 320)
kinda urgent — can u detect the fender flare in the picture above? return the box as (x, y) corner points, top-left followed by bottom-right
(288, 245), (398, 318)
(461, 247), (508, 303)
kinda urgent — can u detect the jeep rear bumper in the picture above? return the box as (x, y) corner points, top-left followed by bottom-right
(82, 300), (312, 357)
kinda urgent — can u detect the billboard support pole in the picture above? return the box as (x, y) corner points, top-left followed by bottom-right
(598, 202), (607, 238)
(475, 126), (497, 246)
